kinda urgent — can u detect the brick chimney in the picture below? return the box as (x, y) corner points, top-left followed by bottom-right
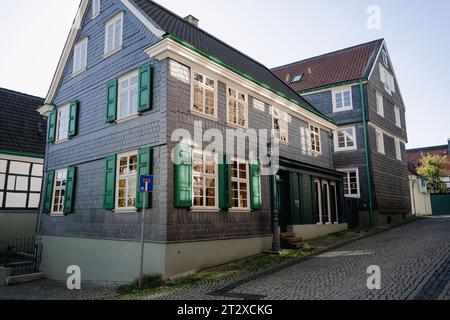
(184, 15), (199, 27)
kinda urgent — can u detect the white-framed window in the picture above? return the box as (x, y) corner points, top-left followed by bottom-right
(51, 168), (68, 215)
(394, 106), (402, 128)
(73, 38), (88, 75)
(116, 151), (137, 210)
(104, 12), (123, 57)
(310, 125), (321, 153)
(192, 71), (217, 119)
(332, 88), (353, 112)
(92, 0), (101, 18)
(118, 70), (139, 120)
(395, 139), (402, 161)
(56, 104), (70, 142)
(340, 168), (360, 198)
(334, 127), (357, 151)
(376, 91), (384, 117)
(227, 87), (248, 128)
(314, 179), (322, 224)
(272, 107), (288, 143)
(231, 159), (249, 210)
(375, 128), (385, 154)
(380, 64), (396, 95)
(192, 151), (218, 209)
(381, 49), (390, 68)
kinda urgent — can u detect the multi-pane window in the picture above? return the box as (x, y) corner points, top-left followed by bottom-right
(272, 107), (288, 143)
(395, 139), (402, 161)
(310, 125), (321, 153)
(73, 38), (88, 75)
(105, 13), (123, 56)
(192, 152), (217, 208)
(380, 64), (396, 95)
(394, 107), (402, 128)
(335, 127), (356, 151)
(92, 0), (101, 18)
(56, 104), (70, 142)
(227, 87), (247, 128)
(192, 72), (216, 118)
(118, 71), (139, 120)
(381, 49), (390, 68)
(341, 169), (360, 198)
(375, 129), (385, 154)
(376, 91), (384, 117)
(116, 152), (137, 210)
(333, 89), (352, 112)
(231, 159), (249, 209)
(0, 160), (43, 209)
(52, 169), (67, 214)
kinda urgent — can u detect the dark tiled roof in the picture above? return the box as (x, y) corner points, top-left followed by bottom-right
(133, 0), (331, 122)
(0, 87), (46, 156)
(271, 39), (384, 92)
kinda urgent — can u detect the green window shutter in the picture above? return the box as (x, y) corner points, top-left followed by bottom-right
(219, 154), (232, 209)
(174, 144), (192, 208)
(43, 170), (55, 214)
(47, 110), (57, 143)
(138, 64), (153, 113)
(103, 155), (117, 210)
(136, 148), (153, 209)
(249, 162), (262, 210)
(68, 101), (79, 137)
(64, 166), (76, 214)
(105, 79), (118, 123)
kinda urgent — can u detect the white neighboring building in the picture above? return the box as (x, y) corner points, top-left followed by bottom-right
(408, 171), (432, 216)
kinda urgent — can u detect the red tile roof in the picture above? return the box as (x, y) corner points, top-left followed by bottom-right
(271, 39), (384, 92)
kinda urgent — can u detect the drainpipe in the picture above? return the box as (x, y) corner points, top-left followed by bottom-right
(359, 80), (374, 227)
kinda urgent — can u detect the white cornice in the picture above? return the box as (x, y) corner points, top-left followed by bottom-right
(121, 0), (165, 38)
(145, 38), (337, 131)
(37, 104), (55, 117)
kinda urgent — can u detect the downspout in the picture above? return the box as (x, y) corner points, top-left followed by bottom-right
(359, 80), (374, 227)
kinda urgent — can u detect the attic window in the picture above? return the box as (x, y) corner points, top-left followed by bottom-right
(381, 49), (389, 68)
(291, 74), (303, 83)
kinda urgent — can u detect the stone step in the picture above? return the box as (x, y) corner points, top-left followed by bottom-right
(286, 242), (305, 250)
(280, 232), (295, 239)
(285, 237), (304, 244)
(6, 272), (45, 286)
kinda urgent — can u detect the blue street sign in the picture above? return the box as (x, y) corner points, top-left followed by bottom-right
(139, 175), (154, 193)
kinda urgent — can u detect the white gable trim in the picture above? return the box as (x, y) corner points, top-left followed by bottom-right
(41, 0), (165, 110)
(367, 39), (385, 81)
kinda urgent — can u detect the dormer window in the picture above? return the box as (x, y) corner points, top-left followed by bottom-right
(291, 74), (303, 83)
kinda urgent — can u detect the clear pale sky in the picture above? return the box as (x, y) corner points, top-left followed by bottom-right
(0, 0), (449, 148)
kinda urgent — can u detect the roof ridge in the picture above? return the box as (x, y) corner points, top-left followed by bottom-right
(271, 38), (385, 71)
(0, 86), (44, 101)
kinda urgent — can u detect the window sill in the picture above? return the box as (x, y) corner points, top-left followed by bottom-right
(335, 147), (357, 152)
(91, 12), (100, 20)
(72, 68), (87, 78)
(333, 107), (353, 113)
(228, 208), (252, 213)
(114, 208), (138, 214)
(344, 195), (361, 199)
(104, 47), (122, 59)
(226, 121), (248, 130)
(54, 138), (70, 145)
(115, 114), (141, 124)
(273, 137), (289, 145)
(190, 109), (218, 122)
(50, 213), (65, 217)
(190, 207), (221, 213)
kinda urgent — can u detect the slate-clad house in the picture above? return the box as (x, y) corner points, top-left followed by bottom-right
(0, 87), (46, 240)
(37, 0), (347, 282)
(272, 40), (411, 226)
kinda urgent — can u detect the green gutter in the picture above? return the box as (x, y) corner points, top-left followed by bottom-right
(165, 34), (335, 126)
(359, 80), (374, 227)
(300, 79), (364, 95)
(0, 150), (45, 159)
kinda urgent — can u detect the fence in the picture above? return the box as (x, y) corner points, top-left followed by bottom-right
(0, 237), (42, 276)
(430, 194), (450, 216)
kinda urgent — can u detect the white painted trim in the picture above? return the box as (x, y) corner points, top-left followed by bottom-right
(190, 70), (218, 120)
(0, 154), (44, 164)
(314, 179), (323, 224)
(92, 0), (101, 19)
(120, 0), (165, 38)
(367, 39), (386, 80)
(104, 12), (124, 57)
(395, 138), (402, 161)
(271, 106), (289, 144)
(394, 106), (402, 128)
(338, 167), (361, 199)
(300, 81), (367, 96)
(226, 85), (249, 129)
(376, 90), (384, 117)
(72, 37), (88, 76)
(230, 158), (250, 211)
(309, 123), (322, 155)
(191, 151), (219, 211)
(115, 150), (138, 211)
(334, 126), (357, 152)
(321, 180), (332, 224)
(117, 69), (139, 120)
(375, 127), (385, 155)
(37, 104), (55, 117)
(51, 168), (68, 215)
(145, 38), (337, 131)
(368, 122), (407, 144)
(332, 86), (353, 113)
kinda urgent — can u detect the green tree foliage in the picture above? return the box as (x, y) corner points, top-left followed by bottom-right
(417, 154), (448, 194)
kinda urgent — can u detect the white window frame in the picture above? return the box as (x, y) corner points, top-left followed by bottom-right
(230, 158), (250, 211)
(191, 70), (218, 120)
(334, 126), (357, 151)
(226, 86), (248, 128)
(104, 12), (123, 57)
(310, 124), (322, 154)
(271, 107), (289, 144)
(322, 180), (332, 225)
(192, 151), (219, 211)
(394, 106), (402, 128)
(117, 70), (139, 121)
(339, 168), (361, 199)
(380, 64), (396, 95)
(56, 104), (70, 142)
(332, 87), (353, 112)
(375, 128), (385, 154)
(381, 49), (390, 68)
(51, 168), (68, 216)
(314, 179), (323, 224)
(115, 151), (138, 211)
(395, 139), (402, 161)
(329, 181), (339, 224)
(376, 91), (384, 117)
(73, 38), (88, 76)
(92, 0), (101, 19)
